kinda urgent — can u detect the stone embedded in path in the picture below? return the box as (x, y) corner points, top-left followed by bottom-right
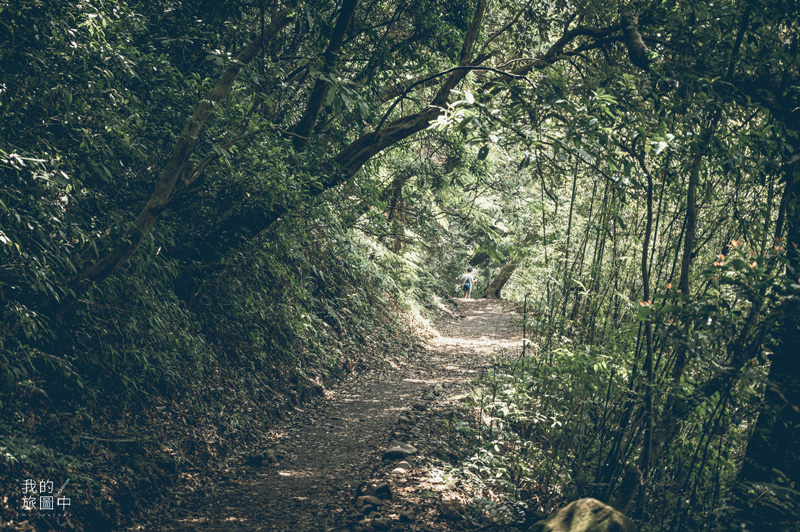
(390, 460), (412, 478)
(274, 444), (289, 458)
(352, 521), (372, 532)
(358, 481), (394, 501)
(357, 496), (384, 506)
(399, 509), (416, 523)
(355, 495), (385, 513)
(355, 481), (372, 498)
(528, 498), (637, 532)
(246, 448), (279, 465)
(371, 517), (391, 530)
(433, 383), (444, 396)
(397, 414), (416, 427)
(382, 440), (417, 460)
(373, 481), (393, 500)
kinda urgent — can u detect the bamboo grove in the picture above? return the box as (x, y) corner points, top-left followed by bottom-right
(1, 0), (798, 530)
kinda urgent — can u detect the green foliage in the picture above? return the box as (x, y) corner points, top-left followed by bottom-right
(2, 0), (800, 528)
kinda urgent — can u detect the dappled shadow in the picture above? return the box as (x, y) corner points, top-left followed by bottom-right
(133, 298), (520, 531)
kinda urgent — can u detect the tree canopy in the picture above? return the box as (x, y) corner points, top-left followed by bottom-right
(2, 0), (799, 529)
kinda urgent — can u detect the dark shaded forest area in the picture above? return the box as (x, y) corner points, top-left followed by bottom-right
(1, 0), (799, 530)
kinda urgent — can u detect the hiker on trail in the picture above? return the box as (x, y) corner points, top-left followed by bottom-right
(460, 268), (475, 298)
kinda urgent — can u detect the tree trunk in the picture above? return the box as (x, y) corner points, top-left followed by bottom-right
(724, 158), (800, 530)
(481, 232), (537, 298)
(482, 256), (519, 299)
(290, 0), (358, 150)
(648, 119), (717, 467)
(386, 171), (406, 252)
(739, 160), (800, 487)
(636, 156), (655, 505)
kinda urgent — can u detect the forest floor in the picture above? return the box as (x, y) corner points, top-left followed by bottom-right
(125, 297), (522, 532)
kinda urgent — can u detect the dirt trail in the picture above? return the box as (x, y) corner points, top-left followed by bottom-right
(134, 298), (520, 531)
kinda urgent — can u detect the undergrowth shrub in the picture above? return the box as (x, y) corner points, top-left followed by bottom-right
(455, 252), (781, 530)
(1, 207), (425, 529)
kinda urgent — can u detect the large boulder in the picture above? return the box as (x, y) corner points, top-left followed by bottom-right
(528, 498), (637, 532)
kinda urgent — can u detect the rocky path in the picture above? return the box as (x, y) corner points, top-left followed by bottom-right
(131, 298), (520, 532)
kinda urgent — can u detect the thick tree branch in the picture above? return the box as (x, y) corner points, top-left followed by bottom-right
(194, 0), (489, 264)
(622, 6), (649, 70)
(60, 10), (293, 306)
(375, 65), (527, 132)
(290, 0), (358, 150)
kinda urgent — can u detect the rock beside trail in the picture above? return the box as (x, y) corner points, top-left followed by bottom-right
(382, 440), (418, 460)
(528, 498), (637, 532)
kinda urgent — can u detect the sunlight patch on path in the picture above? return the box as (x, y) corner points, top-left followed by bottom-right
(140, 297), (522, 532)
